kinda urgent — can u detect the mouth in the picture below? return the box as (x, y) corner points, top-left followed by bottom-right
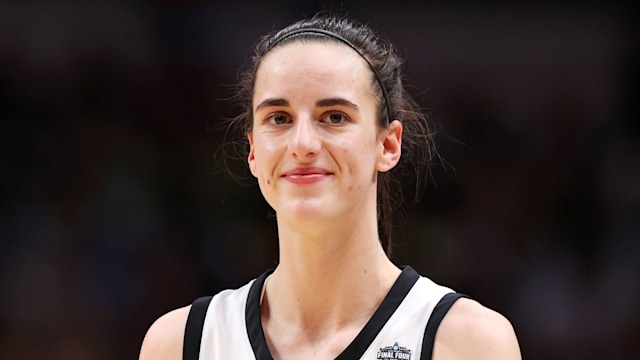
(282, 167), (332, 184)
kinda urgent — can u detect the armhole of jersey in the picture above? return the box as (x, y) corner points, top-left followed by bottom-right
(183, 296), (213, 360)
(420, 292), (470, 360)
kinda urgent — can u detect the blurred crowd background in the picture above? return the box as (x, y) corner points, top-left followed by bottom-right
(1, 0), (638, 359)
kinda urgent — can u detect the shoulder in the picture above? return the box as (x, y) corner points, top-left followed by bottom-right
(139, 305), (191, 360)
(433, 297), (521, 360)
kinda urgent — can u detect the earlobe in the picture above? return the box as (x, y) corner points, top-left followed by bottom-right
(377, 120), (402, 172)
(247, 132), (257, 177)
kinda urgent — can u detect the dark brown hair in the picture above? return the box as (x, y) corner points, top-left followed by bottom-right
(226, 12), (436, 256)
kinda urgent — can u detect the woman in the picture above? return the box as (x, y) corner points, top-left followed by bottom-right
(140, 13), (521, 360)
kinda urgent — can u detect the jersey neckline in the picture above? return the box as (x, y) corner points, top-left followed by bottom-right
(245, 266), (420, 360)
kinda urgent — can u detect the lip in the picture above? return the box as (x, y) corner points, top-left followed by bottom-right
(282, 167), (332, 184)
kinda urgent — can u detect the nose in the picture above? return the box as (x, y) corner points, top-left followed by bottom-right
(289, 116), (321, 161)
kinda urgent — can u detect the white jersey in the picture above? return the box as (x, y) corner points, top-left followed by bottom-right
(183, 266), (466, 360)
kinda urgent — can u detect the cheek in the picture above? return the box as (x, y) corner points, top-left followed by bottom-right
(339, 142), (375, 180)
(252, 140), (280, 177)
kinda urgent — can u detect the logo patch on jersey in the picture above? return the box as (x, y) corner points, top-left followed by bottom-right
(377, 342), (412, 360)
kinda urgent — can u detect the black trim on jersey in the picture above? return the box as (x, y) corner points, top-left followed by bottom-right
(246, 269), (276, 360)
(183, 295), (213, 360)
(245, 266), (420, 360)
(420, 292), (470, 360)
(335, 266), (419, 360)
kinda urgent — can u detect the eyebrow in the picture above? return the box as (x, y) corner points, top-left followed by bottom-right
(254, 97), (359, 113)
(255, 98), (289, 112)
(316, 98), (359, 110)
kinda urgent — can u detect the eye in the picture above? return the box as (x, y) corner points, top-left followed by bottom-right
(266, 113), (291, 125)
(322, 112), (348, 125)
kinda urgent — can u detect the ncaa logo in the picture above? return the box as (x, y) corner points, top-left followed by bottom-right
(377, 342), (412, 360)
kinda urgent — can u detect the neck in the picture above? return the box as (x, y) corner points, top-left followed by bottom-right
(263, 214), (400, 331)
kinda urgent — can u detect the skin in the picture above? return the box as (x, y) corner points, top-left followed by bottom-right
(139, 41), (521, 360)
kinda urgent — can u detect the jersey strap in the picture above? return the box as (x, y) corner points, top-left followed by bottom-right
(420, 292), (470, 360)
(246, 269), (276, 360)
(183, 296), (213, 360)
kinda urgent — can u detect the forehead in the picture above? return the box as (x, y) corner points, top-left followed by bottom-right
(254, 41), (375, 100)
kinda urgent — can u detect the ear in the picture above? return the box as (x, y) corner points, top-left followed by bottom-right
(377, 120), (402, 172)
(247, 132), (257, 177)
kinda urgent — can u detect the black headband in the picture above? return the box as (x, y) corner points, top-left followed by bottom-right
(270, 28), (392, 125)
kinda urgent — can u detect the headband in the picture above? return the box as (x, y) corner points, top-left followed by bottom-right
(270, 28), (392, 125)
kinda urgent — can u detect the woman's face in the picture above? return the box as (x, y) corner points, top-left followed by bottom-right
(248, 41), (401, 224)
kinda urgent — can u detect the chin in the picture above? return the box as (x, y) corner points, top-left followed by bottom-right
(280, 198), (341, 222)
